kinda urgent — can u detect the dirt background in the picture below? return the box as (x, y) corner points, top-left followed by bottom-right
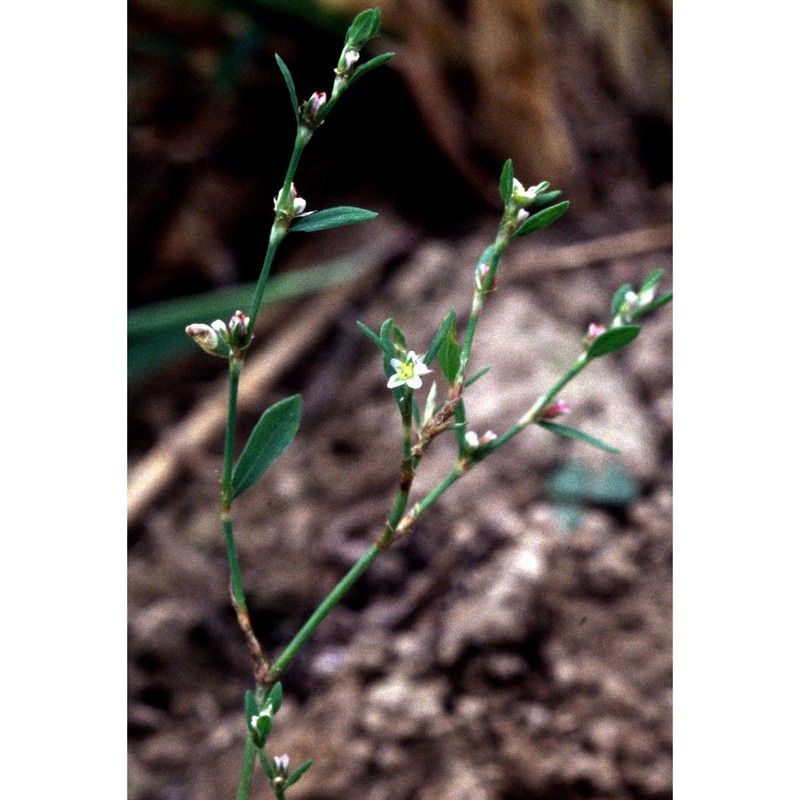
(128, 1), (672, 798)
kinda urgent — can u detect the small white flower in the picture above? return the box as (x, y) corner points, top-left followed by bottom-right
(387, 351), (432, 390)
(638, 287), (656, 307)
(273, 754), (290, 775)
(344, 49), (360, 69)
(512, 178), (549, 205)
(465, 430), (497, 450)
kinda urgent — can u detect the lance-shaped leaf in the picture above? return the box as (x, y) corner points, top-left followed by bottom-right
(244, 690), (259, 728)
(290, 207), (378, 233)
(499, 158), (514, 204)
(640, 268), (664, 293)
(437, 317), (461, 384)
(350, 52), (395, 86)
(346, 7), (381, 49)
(275, 54), (300, 124)
(586, 325), (640, 359)
(464, 365), (491, 388)
(532, 189), (562, 206)
(611, 283), (634, 318)
(424, 308), (456, 365)
(266, 682), (283, 714)
(356, 321), (394, 357)
(537, 421), (621, 454)
(285, 759), (314, 788)
(512, 200), (570, 238)
(232, 395), (302, 498)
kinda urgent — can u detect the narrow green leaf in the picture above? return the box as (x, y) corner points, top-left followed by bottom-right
(412, 397), (421, 428)
(648, 290), (672, 312)
(424, 308), (456, 365)
(379, 318), (394, 352)
(244, 690), (258, 726)
(512, 200), (570, 238)
(499, 158), (514, 204)
(537, 421), (621, 454)
(357, 321), (393, 356)
(464, 365), (491, 388)
(257, 749), (275, 781)
(532, 189), (562, 206)
(611, 283), (633, 318)
(346, 7), (381, 48)
(392, 324), (407, 352)
(232, 395), (302, 499)
(640, 268), (664, 293)
(586, 325), (640, 359)
(266, 682), (283, 714)
(477, 244), (495, 267)
(631, 289), (673, 320)
(437, 318), (460, 384)
(275, 54), (300, 123)
(285, 759), (314, 788)
(290, 207), (378, 233)
(350, 52), (395, 85)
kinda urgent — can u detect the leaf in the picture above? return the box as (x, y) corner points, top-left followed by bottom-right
(537, 421), (621, 454)
(232, 395), (302, 499)
(285, 759), (314, 788)
(379, 318), (394, 354)
(640, 268), (664, 293)
(477, 243), (495, 267)
(412, 397), (421, 428)
(266, 682), (283, 714)
(499, 158), (514, 204)
(392, 324), (407, 352)
(257, 749), (275, 780)
(437, 318), (460, 384)
(346, 7), (381, 48)
(290, 207), (377, 233)
(356, 321), (393, 356)
(532, 189), (562, 206)
(610, 283), (633, 318)
(512, 201), (570, 238)
(350, 52), (395, 85)
(244, 690), (259, 727)
(275, 54), (300, 124)
(464, 365), (491, 388)
(424, 308), (456, 365)
(586, 325), (640, 359)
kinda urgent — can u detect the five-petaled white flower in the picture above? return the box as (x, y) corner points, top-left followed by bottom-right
(387, 351), (432, 390)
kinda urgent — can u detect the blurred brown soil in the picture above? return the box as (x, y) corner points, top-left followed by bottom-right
(128, 3), (672, 798)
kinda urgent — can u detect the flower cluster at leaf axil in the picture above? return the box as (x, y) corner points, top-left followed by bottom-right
(186, 310), (251, 358)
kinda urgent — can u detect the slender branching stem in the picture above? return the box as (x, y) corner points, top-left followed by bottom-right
(267, 545), (382, 683)
(236, 738), (258, 800)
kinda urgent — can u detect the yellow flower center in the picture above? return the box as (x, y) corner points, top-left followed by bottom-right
(397, 361), (415, 380)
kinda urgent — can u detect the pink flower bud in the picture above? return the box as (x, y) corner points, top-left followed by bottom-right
(583, 322), (606, 348)
(185, 323), (231, 358)
(475, 262), (494, 290)
(228, 310), (250, 348)
(542, 399), (570, 419)
(302, 91), (327, 127)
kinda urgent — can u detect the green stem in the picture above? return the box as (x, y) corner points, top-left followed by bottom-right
(236, 737), (257, 800)
(268, 545), (381, 681)
(221, 357), (247, 607)
(248, 128), (311, 327)
(459, 221), (513, 377)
